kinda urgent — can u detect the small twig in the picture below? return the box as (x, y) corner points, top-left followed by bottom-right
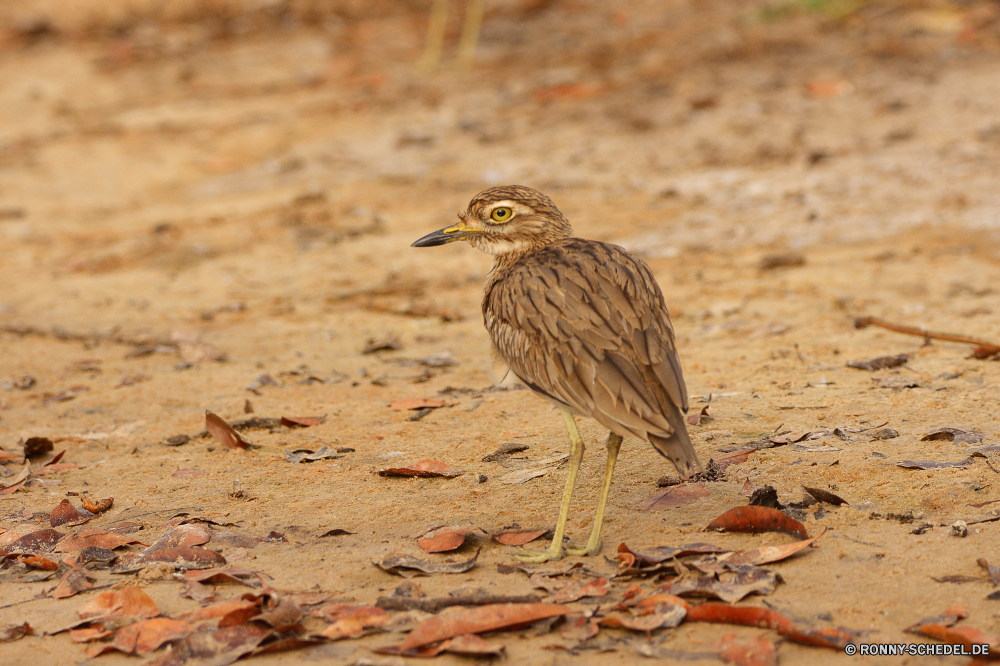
(854, 316), (999, 348)
(376, 593), (541, 613)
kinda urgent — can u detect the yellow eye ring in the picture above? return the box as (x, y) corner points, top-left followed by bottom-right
(489, 207), (512, 222)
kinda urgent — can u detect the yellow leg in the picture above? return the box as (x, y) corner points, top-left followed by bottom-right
(417, 0), (449, 73)
(566, 432), (622, 557)
(455, 0), (484, 69)
(514, 409), (585, 562)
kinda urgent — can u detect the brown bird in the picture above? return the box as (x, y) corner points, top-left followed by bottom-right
(412, 185), (701, 562)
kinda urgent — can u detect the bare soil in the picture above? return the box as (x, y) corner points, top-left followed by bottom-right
(2, 1), (1000, 664)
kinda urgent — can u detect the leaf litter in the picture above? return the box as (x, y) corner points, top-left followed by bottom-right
(377, 459), (464, 478)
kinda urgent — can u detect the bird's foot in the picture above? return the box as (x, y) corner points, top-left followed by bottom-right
(563, 538), (601, 557)
(513, 542), (565, 563)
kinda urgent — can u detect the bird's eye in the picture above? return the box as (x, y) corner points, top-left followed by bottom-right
(489, 207), (512, 222)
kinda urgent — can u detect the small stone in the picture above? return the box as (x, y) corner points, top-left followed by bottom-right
(950, 520), (969, 538)
(871, 428), (899, 440)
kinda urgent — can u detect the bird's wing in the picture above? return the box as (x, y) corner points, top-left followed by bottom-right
(484, 240), (689, 445)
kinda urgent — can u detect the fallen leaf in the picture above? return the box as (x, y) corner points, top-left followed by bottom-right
(377, 459), (464, 478)
(52, 565), (96, 599)
(178, 599), (258, 623)
(253, 597), (304, 631)
(978, 559), (1000, 587)
(971, 344), (1000, 359)
(205, 411), (253, 450)
(0, 623), (33, 642)
(6, 528), (64, 554)
(70, 626), (112, 643)
(640, 483), (710, 511)
(905, 605), (969, 633)
(706, 506), (809, 539)
(80, 496), (113, 513)
(398, 603), (572, 651)
(686, 603), (853, 649)
(279, 415), (326, 427)
(389, 398), (448, 411)
(0, 462), (31, 495)
(319, 528), (355, 537)
(617, 542), (727, 566)
(417, 525), (485, 553)
(285, 446), (342, 463)
(19, 554), (58, 570)
(493, 529), (548, 546)
(89, 618), (195, 657)
(0, 449), (22, 464)
(144, 624), (272, 666)
(445, 633), (505, 656)
(921, 427), (984, 444)
(896, 457), (975, 470)
(916, 624), (999, 653)
(715, 449), (755, 471)
(660, 564), (781, 603)
(374, 549), (479, 576)
(137, 545), (227, 569)
(846, 354), (909, 371)
(720, 632), (777, 666)
(709, 529), (827, 566)
(552, 577), (610, 603)
(741, 479), (759, 497)
(767, 431), (815, 445)
(49, 499), (94, 527)
(802, 486), (848, 506)
(687, 405), (711, 426)
(320, 605), (389, 639)
(601, 604), (687, 632)
(363, 336), (402, 354)
(179, 567), (261, 586)
(55, 529), (145, 553)
(78, 585), (160, 620)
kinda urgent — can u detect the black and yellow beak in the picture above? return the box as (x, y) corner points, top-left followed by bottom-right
(411, 221), (477, 247)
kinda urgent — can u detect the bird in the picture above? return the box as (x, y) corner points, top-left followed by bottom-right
(411, 185), (702, 562)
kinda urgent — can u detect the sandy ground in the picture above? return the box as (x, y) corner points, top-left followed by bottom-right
(2, 1), (1000, 664)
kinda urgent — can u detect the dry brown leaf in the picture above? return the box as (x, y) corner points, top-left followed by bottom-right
(417, 524), (484, 553)
(802, 487), (848, 506)
(52, 565), (96, 599)
(377, 459), (464, 478)
(54, 529), (145, 553)
(320, 605), (389, 639)
(711, 529), (827, 566)
(0, 622), (33, 642)
(143, 625), (273, 666)
(706, 506), (809, 539)
(78, 585), (160, 620)
(279, 415), (326, 427)
(687, 405), (711, 426)
(178, 599), (257, 623)
(49, 499), (93, 527)
(88, 618), (195, 657)
(640, 483), (710, 511)
(493, 529), (549, 546)
(388, 398), (448, 411)
(6, 528), (64, 554)
(374, 549), (479, 575)
(398, 603), (573, 651)
(896, 457), (975, 470)
(205, 411), (253, 449)
(0, 462), (31, 495)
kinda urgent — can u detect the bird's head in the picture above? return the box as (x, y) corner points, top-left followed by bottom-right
(411, 185), (572, 256)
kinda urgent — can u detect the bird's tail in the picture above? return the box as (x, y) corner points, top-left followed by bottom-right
(648, 407), (702, 478)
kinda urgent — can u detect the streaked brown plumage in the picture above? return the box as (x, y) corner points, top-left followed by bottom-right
(412, 185), (701, 561)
